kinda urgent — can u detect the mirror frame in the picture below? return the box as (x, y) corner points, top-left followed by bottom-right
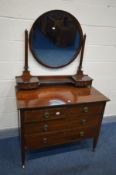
(29, 10), (83, 68)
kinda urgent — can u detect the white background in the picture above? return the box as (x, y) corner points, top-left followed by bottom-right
(0, 0), (116, 130)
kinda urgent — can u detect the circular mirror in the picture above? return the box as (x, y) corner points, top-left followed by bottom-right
(29, 10), (83, 68)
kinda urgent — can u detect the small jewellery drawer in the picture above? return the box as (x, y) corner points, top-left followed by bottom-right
(24, 131), (66, 149)
(23, 107), (67, 123)
(67, 103), (105, 118)
(66, 126), (99, 141)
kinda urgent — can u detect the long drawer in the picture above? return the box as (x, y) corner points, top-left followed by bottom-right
(24, 114), (101, 135)
(24, 126), (99, 150)
(23, 102), (104, 123)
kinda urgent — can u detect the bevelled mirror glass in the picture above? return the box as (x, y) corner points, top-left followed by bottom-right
(29, 10), (83, 68)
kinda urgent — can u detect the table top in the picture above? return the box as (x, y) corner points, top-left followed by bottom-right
(16, 86), (109, 110)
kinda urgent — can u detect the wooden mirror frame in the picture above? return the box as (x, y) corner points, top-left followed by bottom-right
(29, 10), (84, 69)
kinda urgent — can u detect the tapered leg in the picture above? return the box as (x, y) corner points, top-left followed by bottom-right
(93, 136), (99, 152)
(21, 148), (25, 168)
(20, 110), (25, 168)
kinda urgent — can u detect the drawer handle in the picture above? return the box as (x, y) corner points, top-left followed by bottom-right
(80, 119), (86, 125)
(43, 112), (49, 119)
(43, 138), (48, 144)
(80, 131), (84, 137)
(43, 124), (48, 131)
(83, 107), (88, 113)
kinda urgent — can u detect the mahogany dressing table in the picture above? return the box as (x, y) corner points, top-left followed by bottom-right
(15, 10), (109, 167)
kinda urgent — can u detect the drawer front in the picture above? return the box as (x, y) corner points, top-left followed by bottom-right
(24, 115), (101, 135)
(24, 131), (66, 149)
(67, 103), (105, 118)
(23, 107), (67, 123)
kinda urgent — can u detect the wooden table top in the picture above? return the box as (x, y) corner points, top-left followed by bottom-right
(16, 86), (109, 110)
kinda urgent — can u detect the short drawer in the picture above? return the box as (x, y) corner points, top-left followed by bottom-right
(67, 103), (105, 118)
(24, 131), (66, 149)
(23, 107), (67, 123)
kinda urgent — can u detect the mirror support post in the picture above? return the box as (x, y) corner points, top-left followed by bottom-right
(77, 34), (86, 75)
(22, 29), (31, 81)
(15, 30), (40, 90)
(72, 34), (93, 87)
(24, 29), (29, 72)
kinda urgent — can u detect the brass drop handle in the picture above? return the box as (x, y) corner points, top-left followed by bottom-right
(83, 106), (88, 113)
(43, 138), (48, 144)
(80, 119), (86, 125)
(43, 124), (48, 131)
(80, 131), (84, 137)
(43, 112), (49, 119)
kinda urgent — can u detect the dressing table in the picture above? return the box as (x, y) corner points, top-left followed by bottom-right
(15, 10), (109, 167)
